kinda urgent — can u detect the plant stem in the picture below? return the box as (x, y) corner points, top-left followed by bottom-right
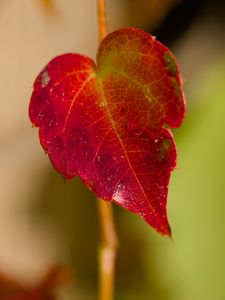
(97, 199), (118, 300)
(97, 0), (108, 41)
(97, 2), (118, 300)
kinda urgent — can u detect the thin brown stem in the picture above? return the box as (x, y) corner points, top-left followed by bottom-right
(97, 0), (108, 42)
(97, 199), (118, 300)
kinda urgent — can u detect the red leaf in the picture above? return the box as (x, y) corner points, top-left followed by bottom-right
(29, 28), (185, 236)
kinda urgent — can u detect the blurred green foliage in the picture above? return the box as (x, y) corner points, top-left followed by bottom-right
(148, 54), (225, 300)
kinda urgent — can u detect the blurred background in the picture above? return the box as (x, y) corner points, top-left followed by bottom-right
(0, 0), (225, 299)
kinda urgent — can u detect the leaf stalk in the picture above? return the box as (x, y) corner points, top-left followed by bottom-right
(97, 0), (108, 41)
(97, 199), (118, 300)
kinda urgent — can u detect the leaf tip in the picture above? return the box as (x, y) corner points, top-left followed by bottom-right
(167, 224), (172, 237)
(157, 223), (172, 237)
(159, 223), (172, 237)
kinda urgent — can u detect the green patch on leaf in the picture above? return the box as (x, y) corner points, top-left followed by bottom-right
(164, 52), (178, 76)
